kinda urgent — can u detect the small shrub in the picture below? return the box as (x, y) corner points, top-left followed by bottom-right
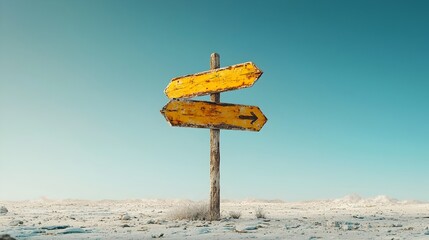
(228, 211), (241, 219)
(255, 207), (266, 219)
(169, 202), (209, 221)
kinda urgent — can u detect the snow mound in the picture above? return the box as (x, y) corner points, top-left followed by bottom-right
(371, 195), (399, 204)
(333, 194), (362, 204)
(333, 195), (402, 206)
(237, 198), (285, 204)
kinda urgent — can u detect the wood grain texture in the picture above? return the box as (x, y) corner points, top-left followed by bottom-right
(164, 62), (263, 99)
(209, 53), (220, 221)
(160, 99), (268, 132)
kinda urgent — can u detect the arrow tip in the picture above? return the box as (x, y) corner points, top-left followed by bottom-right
(248, 62), (263, 84)
(250, 111), (257, 124)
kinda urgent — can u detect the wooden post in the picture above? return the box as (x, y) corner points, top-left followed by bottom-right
(209, 53), (220, 220)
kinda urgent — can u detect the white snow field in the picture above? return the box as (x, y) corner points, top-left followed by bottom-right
(1, 195), (429, 239)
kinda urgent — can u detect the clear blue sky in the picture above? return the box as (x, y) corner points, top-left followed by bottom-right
(1, 0), (428, 201)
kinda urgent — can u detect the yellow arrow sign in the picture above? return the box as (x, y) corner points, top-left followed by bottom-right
(160, 99), (267, 131)
(164, 62), (263, 99)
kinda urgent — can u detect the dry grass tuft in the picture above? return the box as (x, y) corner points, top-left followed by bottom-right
(255, 207), (266, 219)
(228, 211), (241, 219)
(169, 202), (210, 221)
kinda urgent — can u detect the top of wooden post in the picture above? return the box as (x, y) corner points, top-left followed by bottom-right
(210, 53), (220, 70)
(210, 53), (220, 103)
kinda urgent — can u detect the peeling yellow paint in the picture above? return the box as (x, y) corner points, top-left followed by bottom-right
(160, 99), (267, 132)
(164, 62), (263, 99)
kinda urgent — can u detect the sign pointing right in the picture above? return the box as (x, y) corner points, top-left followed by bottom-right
(160, 99), (267, 132)
(164, 62), (263, 99)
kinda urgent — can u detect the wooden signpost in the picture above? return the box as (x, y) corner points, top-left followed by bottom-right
(160, 53), (267, 220)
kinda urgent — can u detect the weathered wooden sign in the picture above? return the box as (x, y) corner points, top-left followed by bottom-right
(160, 53), (267, 220)
(164, 62), (263, 99)
(161, 99), (267, 131)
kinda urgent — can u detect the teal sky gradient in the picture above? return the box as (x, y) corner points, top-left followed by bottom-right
(1, 0), (428, 201)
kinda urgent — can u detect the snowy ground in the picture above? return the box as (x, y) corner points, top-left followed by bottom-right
(1, 195), (429, 239)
